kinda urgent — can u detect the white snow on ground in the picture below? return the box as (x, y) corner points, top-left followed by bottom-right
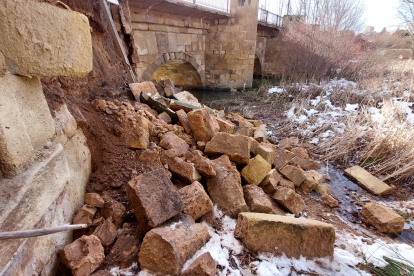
(345, 103), (359, 111)
(269, 86), (285, 94)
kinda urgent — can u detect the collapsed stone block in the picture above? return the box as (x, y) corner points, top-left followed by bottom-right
(0, 0), (92, 77)
(173, 91), (202, 108)
(126, 169), (184, 237)
(187, 108), (216, 142)
(345, 166), (392, 195)
(216, 117), (236, 134)
(243, 185), (274, 214)
(234, 213), (335, 259)
(124, 127), (149, 150)
(205, 133), (252, 165)
(181, 252), (217, 276)
(161, 149), (202, 184)
(279, 137), (299, 150)
(93, 218), (117, 247)
(259, 169), (281, 194)
(273, 149), (292, 170)
(185, 150), (216, 177)
(250, 137), (259, 155)
(72, 205), (97, 227)
(257, 143), (276, 164)
(59, 235), (105, 276)
(176, 109), (192, 134)
(272, 187), (305, 216)
(241, 155), (271, 185)
(361, 202), (405, 234)
(107, 235), (140, 269)
(314, 183), (331, 196)
(291, 147), (309, 159)
(129, 82), (159, 101)
(84, 193), (104, 208)
(300, 170), (323, 193)
(207, 155), (247, 218)
(254, 124), (267, 143)
(101, 196), (126, 229)
(158, 112), (172, 124)
(322, 194), (338, 208)
(164, 79), (176, 98)
(178, 181), (213, 221)
(234, 126), (254, 137)
(139, 215), (210, 276)
(159, 132), (189, 156)
(280, 165), (306, 186)
(298, 158), (321, 170)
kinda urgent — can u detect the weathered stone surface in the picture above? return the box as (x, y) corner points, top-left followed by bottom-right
(278, 178), (296, 190)
(298, 158), (321, 170)
(54, 104), (78, 137)
(185, 150), (216, 177)
(322, 194), (338, 208)
(200, 209), (215, 225)
(124, 127), (149, 150)
(93, 218), (117, 247)
(314, 183), (331, 196)
(207, 155), (247, 218)
(129, 82), (159, 101)
(254, 124), (267, 143)
(179, 181), (213, 221)
(176, 109), (192, 134)
(272, 187), (305, 216)
(273, 149), (292, 170)
(300, 170), (323, 193)
(59, 235), (105, 276)
(0, 51), (6, 76)
(345, 166), (393, 195)
(361, 203), (405, 234)
(205, 133), (252, 165)
(101, 196), (126, 229)
(159, 132), (189, 156)
(0, 0), (92, 77)
(291, 147), (309, 159)
(174, 91), (202, 107)
(241, 155), (272, 185)
(84, 193), (104, 208)
(72, 205), (97, 227)
(197, 141), (206, 151)
(250, 137), (259, 155)
(279, 137), (299, 150)
(107, 235), (140, 269)
(164, 79), (176, 98)
(139, 216), (210, 276)
(280, 165), (306, 186)
(259, 169), (281, 194)
(234, 126), (254, 137)
(234, 213), (335, 259)
(158, 112), (172, 124)
(127, 169), (184, 237)
(257, 143), (276, 164)
(216, 117), (236, 134)
(243, 185), (274, 214)
(187, 108), (216, 142)
(181, 252), (217, 276)
(161, 149), (202, 184)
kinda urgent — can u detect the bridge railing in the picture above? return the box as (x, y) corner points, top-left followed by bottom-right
(182, 0), (230, 13)
(258, 7), (283, 28)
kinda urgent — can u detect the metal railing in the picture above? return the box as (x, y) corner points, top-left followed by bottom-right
(182, 0), (230, 13)
(258, 7), (283, 28)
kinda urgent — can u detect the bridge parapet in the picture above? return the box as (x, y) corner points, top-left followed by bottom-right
(258, 7), (283, 28)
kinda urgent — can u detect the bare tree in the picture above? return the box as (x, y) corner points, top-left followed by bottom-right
(397, 0), (414, 25)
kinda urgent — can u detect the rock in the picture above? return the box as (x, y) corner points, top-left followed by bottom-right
(73, 205), (97, 227)
(139, 216), (210, 276)
(234, 213), (335, 259)
(93, 218), (117, 247)
(280, 165), (306, 186)
(68, 104), (89, 128)
(178, 181), (213, 221)
(0, 51), (6, 77)
(187, 108), (216, 142)
(273, 149), (292, 170)
(91, 100), (107, 112)
(159, 132), (189, 156)
(126, 169), (185, 237)
(158, 112), (172, 124)
(54, 104), (78, 137)
(279, 137), (299, 150)
(254, 124), (267, 143)
(241, 155), (272, 185)
(101, 197), (126, 229)
(254, 120), (263, 127)
(298, 158), (321, 170)
(300, 170), (323, 193)
(164, 79), (176, 98)
(124, 127), (149, 150)
(314, 183), (331, 196)
(200, 209), (215, 225)
(234, 126), (254, 137)
(326, 174), (332, 181)
(344, 166), (393, 195)
(259, 169), (281, 194)
(279, 178), (296, 190)
(216, 117), (236, 134)
(173, 91), (202, 107)
(129, 82), (159, 101)
(107, 235), (140, 269)
(272, 187), (305, 216)
(185, 150), (216, 177)
(250, 138), (260, 155)
(291, 147), (309, 159)
(207, 155), (247, 218)
(59, 235), (105, 276)
(361, 202), (405, 234)
(84, 193), (104, 208)
(205, 133), (252, 165)
(161, 149), (202, 184)
(322, 194), (338, 208)
(181, 252), (217, 276)
(257, 143), (276, 164)
(176, 109), (192, 134)
(243, 185), (274, 214)
(197, 141), (206, 151)
(139, 150), (161, 163)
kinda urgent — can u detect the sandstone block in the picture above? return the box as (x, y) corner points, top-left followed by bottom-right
(0, 51), (6, 76)
(241, 155), (271, 185)
(322, 194), (338, 208)
(197, 141), (206, 151)
(176, 109), (192, 134)
(161, 150), (202, 184)
(345, 166), (392, 195)
(159, 132), (189, 156)
(129, 82), (159, 101)
(300, 170), (323, 193)
(93, 218), (117, 247)
(243, 185), (274, 214)
(291, 147), (309, 159)
(0, 0), (92, 77)
(59, 235), (105, 276)
(174, 91), (202, 107)
(361, 202), (405, 234)
(158, 112), (172, 124)
(181, 252), (217, 276)
(254, 124), (267, 143)
(107, 235), (140, 269)
(279, 137), (299, 150)
(187, 108), (216, 142)
(139, 216), (210, 276)
(101, 197), (126, 229)
(298, 158), (321, 170)
(185, 150), (216, 177)
(216, 117), (236, 134)
(164, 79), (176, 98)
(234, 213), (335, 259)
(257, 143), (276, 164)
(250, 137), (259, 155)
(280, 165), (306, 186)
(207, 155), (247, 218)
(179, 181), (213, 220)
(72, 205), (97, 227)
(259, 169), (281, 194)
(124, 127), (149, 150)
(314, 183), (331, 196)
(234, 126), (254, 137)
(273, 149), (292, 170)
(272, 187), (305, 216)
(279, 178), (296, 190)
(84, 193), (104, 208)
(205, 133), (252, 165)
(126, 169), (184, 237)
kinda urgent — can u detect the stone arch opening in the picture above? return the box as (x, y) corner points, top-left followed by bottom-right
(141, 53), (205, 88)
(253, 55), (262, 78)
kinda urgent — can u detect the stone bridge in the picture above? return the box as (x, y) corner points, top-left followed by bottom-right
(115, 0), (287, 90)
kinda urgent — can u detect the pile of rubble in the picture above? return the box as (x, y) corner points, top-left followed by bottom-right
(59, 81), (407, 276)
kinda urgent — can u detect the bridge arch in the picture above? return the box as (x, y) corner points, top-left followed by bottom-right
(141, 53), (205, 88)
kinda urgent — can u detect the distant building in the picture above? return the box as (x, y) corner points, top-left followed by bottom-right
(364, 26), (376, 36)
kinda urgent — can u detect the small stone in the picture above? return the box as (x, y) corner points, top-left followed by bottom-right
(161, 149), (202, 184)
(197, 141), (206, 151)
(234, 126), (254, 137)
(345, 166), (392, 195)
(361, 202), (405, 234)
(243, 185), (274, 214)
(298, 158), (321, 170)
(314, 183), (331, 196)
(291, 147), (309, 159)
(91, 100), (107, 112)
(326, 174), (332, 181)
(257, 143), (276, 165)
(273, 149), (292, 170)
(158, 112), (172, 124)
(178, 181), (213, 221)
(241, 155), (272, 185)
(322, 194), (338, 208)
(216, 117), (236, 134)
(279, 137), (299, 150)
(181, 252), (217, 276)
(176, 109), (192, 134)
(101, 196), (126, 229)
(84, 193), (104, 208)
(73, 204), (97, 227)
(159, 132), (189, 156)
(107, 235), (140, 269)
(93, 218), (117, 247)
(272, 187), (305, 216)
(205, 133), (252, 165)
(254, 120), (263, 127)
(300, 170), (323, 193)
(254, 124), (267, 143)
(280, 165), (306, 186)
(124, 127), (149, 150)
(185, 150), (216, 177)
(187, 108), (216, 142)
(258, 169), (281, 194)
